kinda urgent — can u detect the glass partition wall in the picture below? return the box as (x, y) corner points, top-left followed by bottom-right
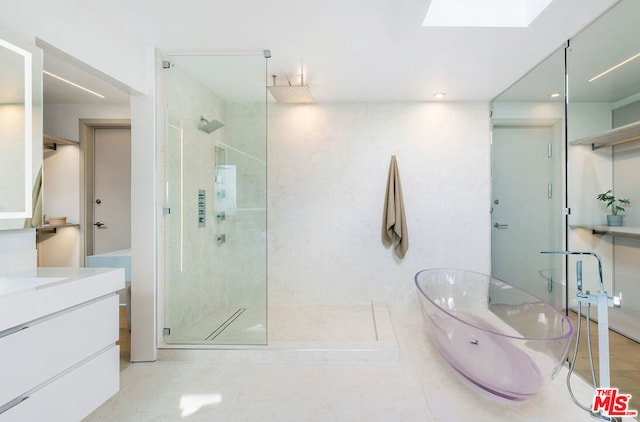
(493, 0), (640, 416)
(566, 0), (640, 329)
(160, 53), (268, 345)
(566, 0), (640, 414)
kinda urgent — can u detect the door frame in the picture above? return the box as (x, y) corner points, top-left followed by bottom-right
(79, 118), (131, 264)
(490, 117), (565, 306)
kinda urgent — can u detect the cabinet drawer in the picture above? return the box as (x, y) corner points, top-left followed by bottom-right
(0, 345), (119, 422)
(0, 294), (118, 406)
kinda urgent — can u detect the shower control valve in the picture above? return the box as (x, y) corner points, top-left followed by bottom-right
(217, 234), (226, 245)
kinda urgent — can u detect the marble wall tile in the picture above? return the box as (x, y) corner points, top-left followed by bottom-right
(160, 66), (492, 331)
(267, 102), (491, 306)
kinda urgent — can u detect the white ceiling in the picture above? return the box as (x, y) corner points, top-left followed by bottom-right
(39, 0), (620, 105)
(43, 52), (131, 104)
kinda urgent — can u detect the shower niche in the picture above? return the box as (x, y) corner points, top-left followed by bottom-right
(159, 53), (268, 345)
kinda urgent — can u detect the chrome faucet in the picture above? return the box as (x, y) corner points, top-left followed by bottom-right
(540, 250), (621, 307)
(540, 251), (621, 394)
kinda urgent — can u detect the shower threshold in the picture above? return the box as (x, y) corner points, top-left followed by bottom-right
(158, 302), (399, 363)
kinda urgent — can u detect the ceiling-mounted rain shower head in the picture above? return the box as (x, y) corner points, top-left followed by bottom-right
(199, 116), (224, 134)
(268, 74), (314, 103)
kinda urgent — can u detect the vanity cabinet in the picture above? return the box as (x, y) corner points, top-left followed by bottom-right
(0, 268), (124, 421)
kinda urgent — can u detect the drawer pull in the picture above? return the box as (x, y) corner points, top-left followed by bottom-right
(0, 395), (29, 415)
(0, 324), (29, 340)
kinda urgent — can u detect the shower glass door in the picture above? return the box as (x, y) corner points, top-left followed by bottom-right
(162, 53), (267, 345)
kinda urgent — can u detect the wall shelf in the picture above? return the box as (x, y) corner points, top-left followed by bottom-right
(36, 223), (80, 234)
(570, 120), (640, 150)
(44, 134), (76, 151)
(570, 224), (640, 240)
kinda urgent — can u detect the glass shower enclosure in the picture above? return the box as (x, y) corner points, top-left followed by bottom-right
(160, 53), (268, 345)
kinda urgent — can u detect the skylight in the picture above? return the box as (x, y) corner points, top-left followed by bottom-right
(422, 0), (555, 28)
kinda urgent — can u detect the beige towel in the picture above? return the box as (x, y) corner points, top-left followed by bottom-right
(382, 155), (408, 258)
(24, 166), (43, 228)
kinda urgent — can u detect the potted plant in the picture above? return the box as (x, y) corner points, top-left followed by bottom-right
(596, 190), (630, 226)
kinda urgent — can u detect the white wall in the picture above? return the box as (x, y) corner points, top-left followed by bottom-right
(491, 102), (564, 121)
(44, 104), (131, 140)
(0, 229), (37, 275)
(268, 102), (491, 306)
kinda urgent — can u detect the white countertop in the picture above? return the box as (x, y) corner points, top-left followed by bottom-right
(87, 248), (131, 257)
(0, 267), (125, 332)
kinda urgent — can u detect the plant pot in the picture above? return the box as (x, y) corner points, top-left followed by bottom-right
(607, 215), (623, 226)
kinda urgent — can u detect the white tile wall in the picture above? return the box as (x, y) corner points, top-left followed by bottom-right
(268, 102), (491, 306)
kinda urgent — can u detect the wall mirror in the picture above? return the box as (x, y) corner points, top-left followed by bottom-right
(0, 33), (43, 229)
(566, 0), (640, 411)
(492, 0), (640, 411)
(490, 45), (566, 312)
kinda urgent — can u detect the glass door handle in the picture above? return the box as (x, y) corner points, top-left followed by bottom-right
(493, 223), (509, 229)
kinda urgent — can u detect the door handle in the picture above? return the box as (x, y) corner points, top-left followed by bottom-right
(94, 221), (107, 229)
(493, 223), (509, 229)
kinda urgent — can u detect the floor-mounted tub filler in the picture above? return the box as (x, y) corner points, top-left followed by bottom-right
(414, 268), (574, 401)
(541, 251), (623, 422)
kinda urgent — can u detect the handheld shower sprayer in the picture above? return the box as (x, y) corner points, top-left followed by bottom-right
(576, 260), (583, 293)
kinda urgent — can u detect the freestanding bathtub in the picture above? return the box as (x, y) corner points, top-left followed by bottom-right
(415, 269), (574, 401)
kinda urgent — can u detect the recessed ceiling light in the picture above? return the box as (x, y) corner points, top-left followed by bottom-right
(433, 92), (446, 99)
(588, 52), (640, 83)
(43, 70), (105, 99)
(550, 92), (561, 98)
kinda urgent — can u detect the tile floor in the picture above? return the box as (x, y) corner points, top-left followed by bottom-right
(87, 307), (636, 421)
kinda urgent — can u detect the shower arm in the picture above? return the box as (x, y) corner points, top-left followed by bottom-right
(271, 73), (306, 88)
